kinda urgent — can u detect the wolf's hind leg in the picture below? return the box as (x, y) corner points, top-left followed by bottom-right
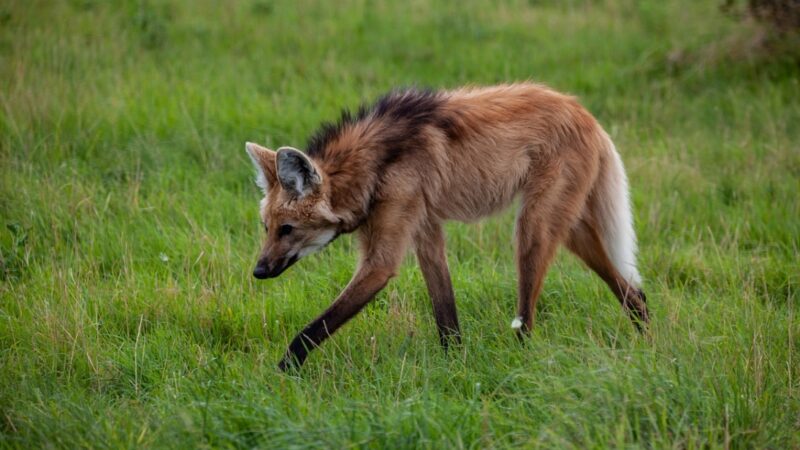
(513, 205), (564, 338)
(514, 161), (596, 338)
(566, 217), (649, 330)
(415, 221), (461, 349)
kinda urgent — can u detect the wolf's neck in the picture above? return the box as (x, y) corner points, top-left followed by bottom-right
(306, 88), (447, 233)
(315, 119), (393, 233)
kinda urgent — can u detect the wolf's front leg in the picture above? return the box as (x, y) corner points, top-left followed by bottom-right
(414, 221), (461, 348)
(278, 196), (422, 371)
(277, 265), (395, 371)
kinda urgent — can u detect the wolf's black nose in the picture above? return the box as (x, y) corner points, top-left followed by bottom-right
(253, 264), (269, 279)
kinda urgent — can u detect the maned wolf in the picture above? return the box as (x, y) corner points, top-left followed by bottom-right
(245, 83), (649, 371)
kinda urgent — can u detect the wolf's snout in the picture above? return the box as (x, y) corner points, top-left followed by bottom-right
(253, 255), (299, 279)
(253, 263), (270, 279)
(253, 256), (275, 279)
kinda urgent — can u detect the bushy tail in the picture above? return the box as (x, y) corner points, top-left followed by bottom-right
(594, 135), (642, 287)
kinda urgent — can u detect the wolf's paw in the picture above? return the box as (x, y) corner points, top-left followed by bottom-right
(277, 356), (301, 373)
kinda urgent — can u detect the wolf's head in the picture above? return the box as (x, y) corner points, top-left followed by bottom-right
(245, 142), (340, 279)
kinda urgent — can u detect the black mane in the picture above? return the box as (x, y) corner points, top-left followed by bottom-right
(305, 88), (444, 159)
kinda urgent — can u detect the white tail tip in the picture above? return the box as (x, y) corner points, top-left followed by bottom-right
(510, 316), (523, 329)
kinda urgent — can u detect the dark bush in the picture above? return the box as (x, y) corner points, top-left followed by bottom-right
(722, 0), (800, 32)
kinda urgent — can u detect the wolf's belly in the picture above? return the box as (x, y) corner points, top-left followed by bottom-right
(429, 163), (529, 222)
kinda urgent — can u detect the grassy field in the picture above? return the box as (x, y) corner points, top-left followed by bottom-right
(1, 0), (798, 448)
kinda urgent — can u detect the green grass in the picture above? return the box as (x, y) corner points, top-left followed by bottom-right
(1, 0), (798, 448)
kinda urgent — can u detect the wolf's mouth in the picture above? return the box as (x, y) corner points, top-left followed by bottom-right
(264, 255), (300, 278)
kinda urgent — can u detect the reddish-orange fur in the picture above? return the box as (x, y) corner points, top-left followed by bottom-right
(246, 83), (649, 370)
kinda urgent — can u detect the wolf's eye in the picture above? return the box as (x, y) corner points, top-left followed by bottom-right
(278, 224), (294, 237)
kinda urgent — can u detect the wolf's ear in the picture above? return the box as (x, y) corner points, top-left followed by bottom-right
(276, 147), (322, 197)
(245, 142), (277, 194)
